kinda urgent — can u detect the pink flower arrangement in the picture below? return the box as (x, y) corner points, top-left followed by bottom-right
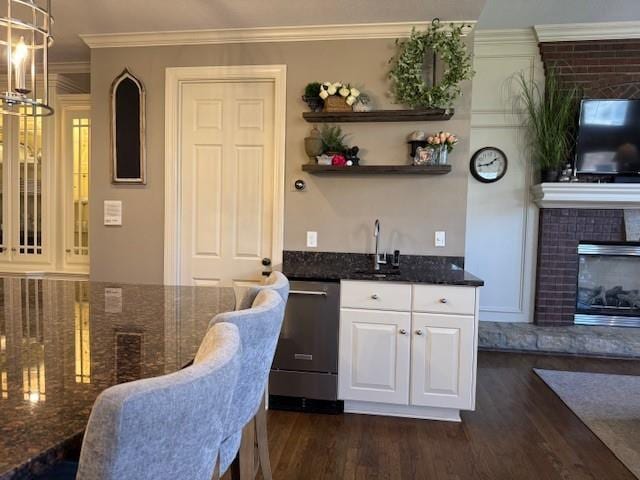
(427, 131), (458, 152)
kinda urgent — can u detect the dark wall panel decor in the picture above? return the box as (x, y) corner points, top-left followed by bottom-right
(110, 69), (146, 184)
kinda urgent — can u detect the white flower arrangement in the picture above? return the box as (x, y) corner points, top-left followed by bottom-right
(319, 81), (361, 105)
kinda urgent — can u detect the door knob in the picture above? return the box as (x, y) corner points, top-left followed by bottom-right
(371, 294), (379, 300)
(399, 329), (407, 335)
(439, 298), (448, 304)
(416, 330), (424, 336)
(261, 258), (271, 266)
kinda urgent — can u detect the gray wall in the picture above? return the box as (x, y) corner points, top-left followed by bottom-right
(90, 38), (475, 284)
(479, 0), (640, 29)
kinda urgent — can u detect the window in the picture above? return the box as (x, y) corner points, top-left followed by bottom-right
(18, 112), (43, 256)
(72, 118), (90, 257)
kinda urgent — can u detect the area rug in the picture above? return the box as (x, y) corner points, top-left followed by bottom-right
(535, 369), (640, 478)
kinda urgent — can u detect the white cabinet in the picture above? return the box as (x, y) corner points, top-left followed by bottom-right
(338, 309), (410, 405)
(410, 313), (474, 409)
(339, 280), (480, 422)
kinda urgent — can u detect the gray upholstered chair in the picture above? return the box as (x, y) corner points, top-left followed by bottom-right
(210, 289), (286, 480)
(68, 322), (243, 480)
(237, 271), (290, 310)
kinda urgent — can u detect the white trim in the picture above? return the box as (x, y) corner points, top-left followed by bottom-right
(343, 400), (462, 422)
(49, 61), (91, 74)
(534, 21), (640, 43)
(474, 28), (536, 45)
(81, 21), (475, 49)
(164, 65), (287, 286)
(532, 183), (640, 209)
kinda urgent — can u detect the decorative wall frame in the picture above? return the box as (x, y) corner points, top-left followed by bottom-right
(110, 69), (146, 184)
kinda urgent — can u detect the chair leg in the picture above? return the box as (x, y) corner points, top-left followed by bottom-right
(237, 419), (255, 480)
(255, 397), (273, 480)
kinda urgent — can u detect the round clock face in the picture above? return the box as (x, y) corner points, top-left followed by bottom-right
(470, 147), (508, 183)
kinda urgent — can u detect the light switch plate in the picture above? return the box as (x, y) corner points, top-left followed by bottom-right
(435, 231), (446, 247)
(104, 200), (122, 226)
(306, 231), (318, 248)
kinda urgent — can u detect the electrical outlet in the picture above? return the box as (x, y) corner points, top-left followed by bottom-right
(435, 231), (446, 247)
(306, 231), (318, 248)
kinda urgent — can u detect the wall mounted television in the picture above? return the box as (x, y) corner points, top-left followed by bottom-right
(576, 99), (640, 176)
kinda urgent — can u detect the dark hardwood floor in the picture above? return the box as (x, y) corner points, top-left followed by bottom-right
(237, 351), (640, 480)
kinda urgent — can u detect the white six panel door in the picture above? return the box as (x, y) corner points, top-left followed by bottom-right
(410, 313), (474, 409)
(338, 308), (411, 405)
(180, 81), (275, 287)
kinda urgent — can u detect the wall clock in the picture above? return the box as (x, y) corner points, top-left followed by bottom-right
(470, 147), (508, 183)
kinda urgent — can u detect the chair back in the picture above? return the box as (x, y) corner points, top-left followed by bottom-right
(237, 271), (289, 310)
(210, 289), (285, 434)
(76, 323), (242, 480)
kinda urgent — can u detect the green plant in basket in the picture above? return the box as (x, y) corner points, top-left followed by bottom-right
(320, 125), (349, 154)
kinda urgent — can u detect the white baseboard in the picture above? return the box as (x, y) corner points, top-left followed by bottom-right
(344, 400), (461, 422)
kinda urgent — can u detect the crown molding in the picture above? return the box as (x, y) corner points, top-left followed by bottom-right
(535, 21), (640, 43)
(80, 21), (476, 49)
(474, 28), (536, 45)
(49, 61), (91, 74)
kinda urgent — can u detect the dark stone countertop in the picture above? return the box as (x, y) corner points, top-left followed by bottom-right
(0, 278), (235, 480)
(281, 251), (484, 287)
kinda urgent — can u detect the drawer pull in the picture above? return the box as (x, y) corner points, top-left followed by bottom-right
(399, 329), (407, 335)
(290, 290), (327, 296)
(439, 298), (448, 304)
(294, 353), (313, 361)
(415, 329), (423, 336)
(371, 294), (379, 300)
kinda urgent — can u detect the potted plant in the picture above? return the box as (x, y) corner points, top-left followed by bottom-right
(518, 70), (579, 182)
(319, 125), (348, 155)
(319, 82), (361, 112)
(302, 82), (324, 112)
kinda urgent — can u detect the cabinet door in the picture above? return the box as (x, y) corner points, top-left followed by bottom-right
(410, 313), (474, 409)
(338, 309), (410, 405)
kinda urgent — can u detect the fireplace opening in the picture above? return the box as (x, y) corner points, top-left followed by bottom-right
(576, 242), (640, 327)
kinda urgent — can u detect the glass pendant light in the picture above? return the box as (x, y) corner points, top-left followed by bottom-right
(0, 0), (54, 117)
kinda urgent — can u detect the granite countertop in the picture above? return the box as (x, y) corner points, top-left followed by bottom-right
(281, 251), (484, 287)
(0, 278), (235, 480)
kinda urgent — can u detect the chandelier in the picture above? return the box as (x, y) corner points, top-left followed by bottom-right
(0, 0), (53, 117)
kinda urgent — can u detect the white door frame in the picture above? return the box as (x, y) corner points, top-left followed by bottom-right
(164, 65), (287, 286)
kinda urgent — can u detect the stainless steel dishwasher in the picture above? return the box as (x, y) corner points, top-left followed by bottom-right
(269, 280), (342, 413)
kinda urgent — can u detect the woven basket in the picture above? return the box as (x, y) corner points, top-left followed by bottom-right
(323, 95), (352, 112)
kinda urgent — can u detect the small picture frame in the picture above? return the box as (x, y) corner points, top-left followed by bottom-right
(413, 146), (434, 166)
(110, 69), (146, 184)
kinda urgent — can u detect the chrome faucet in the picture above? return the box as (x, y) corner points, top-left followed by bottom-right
(374, 219), (387, 271)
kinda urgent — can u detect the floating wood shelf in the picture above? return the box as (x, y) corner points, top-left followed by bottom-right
(302, 164), (452, 175)
(302, 108), (454, 123)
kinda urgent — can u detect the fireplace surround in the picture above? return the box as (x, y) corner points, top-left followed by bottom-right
(576, 242), (640, 327)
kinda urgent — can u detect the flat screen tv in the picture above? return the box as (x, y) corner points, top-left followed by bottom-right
(576, 99), (640, 176)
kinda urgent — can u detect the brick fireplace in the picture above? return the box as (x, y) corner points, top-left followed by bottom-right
(533, 36), (640, 326)
(535, 209), (626, 325)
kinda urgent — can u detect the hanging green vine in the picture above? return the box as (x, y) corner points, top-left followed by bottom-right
(389, 19), (474, 109)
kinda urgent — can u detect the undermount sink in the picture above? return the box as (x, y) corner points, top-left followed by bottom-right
(353, 269), (401, 277)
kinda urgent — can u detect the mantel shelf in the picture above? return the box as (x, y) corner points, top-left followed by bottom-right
(532, 183), (640, 209)
(302, 164), (452, 175)
(302, 108), (454, 123)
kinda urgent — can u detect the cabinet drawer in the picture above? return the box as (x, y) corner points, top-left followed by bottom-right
(341, 281), (412, 311)
(412, 285), (476, 315)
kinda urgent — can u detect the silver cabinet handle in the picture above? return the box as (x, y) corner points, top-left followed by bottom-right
(399, 329), (407, 335)
(289, 290), (327, 296)
(416, 330), (424, 336)
(439, 298), (448, 304)
(371, 294), (379, 300)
